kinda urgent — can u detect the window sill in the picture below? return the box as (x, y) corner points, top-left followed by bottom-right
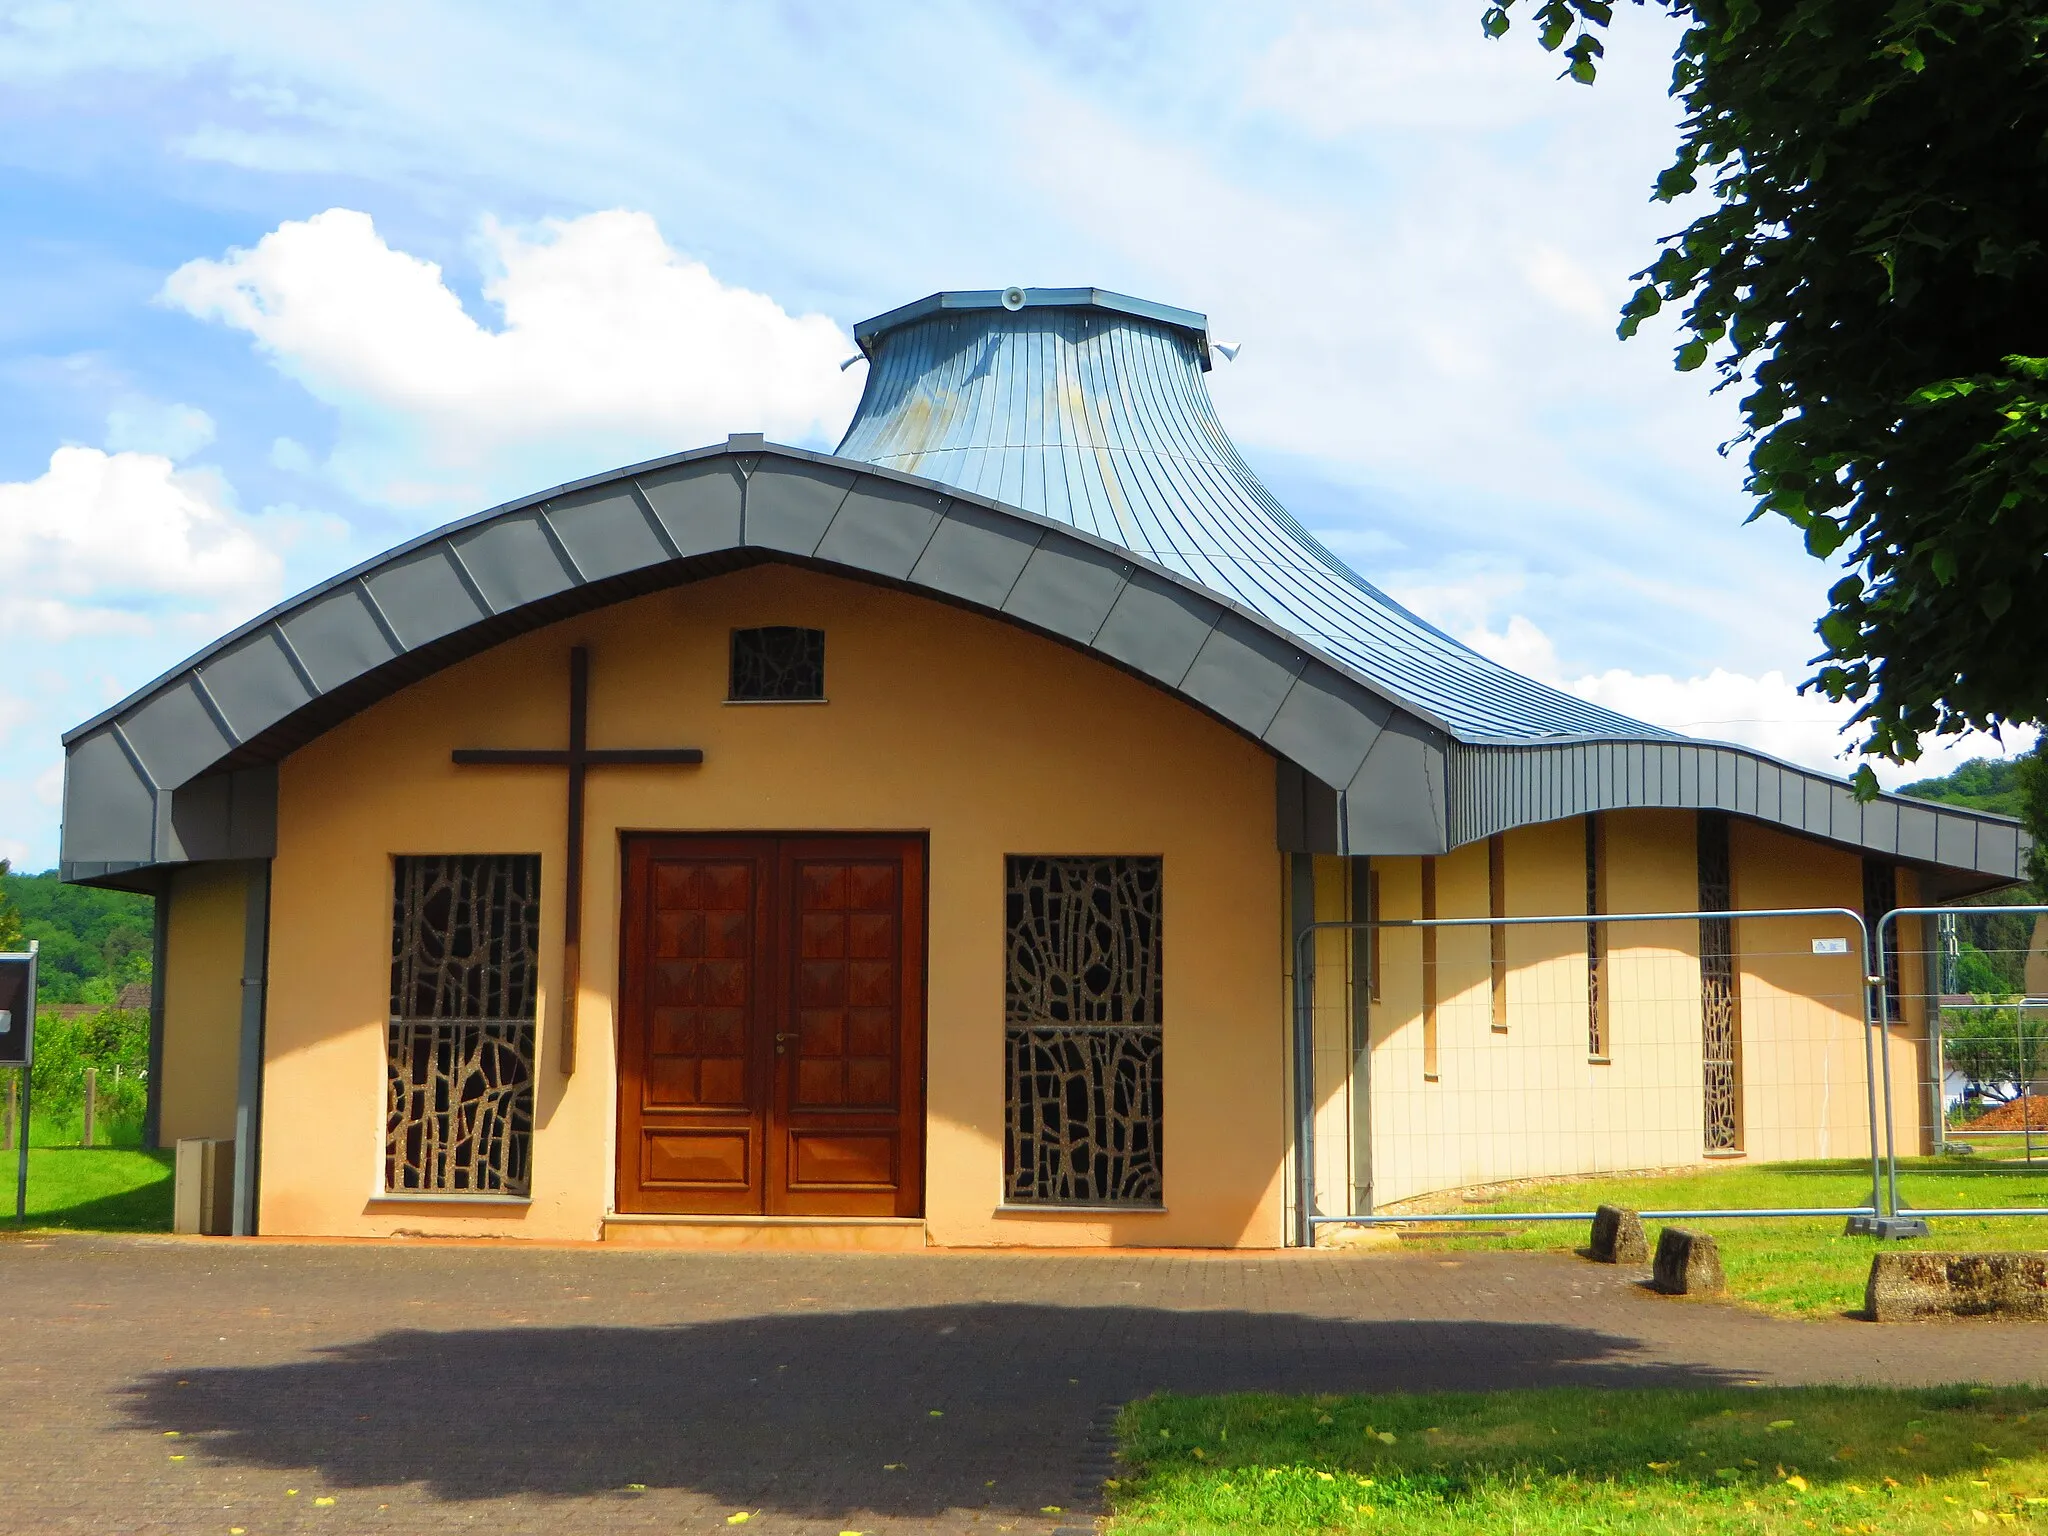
(369, 1193), (533, 1207)
(723, 697), (829, 706)
(1587, 1055), (1612, 1066)
(1701, 1149), (1747, 1160)
(993, 1203), (1167, 1216)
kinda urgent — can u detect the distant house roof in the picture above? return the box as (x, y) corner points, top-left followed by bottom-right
(57, 291), (2029, 895)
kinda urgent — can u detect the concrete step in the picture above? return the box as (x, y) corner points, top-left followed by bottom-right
(601, 1213), (928, 1251)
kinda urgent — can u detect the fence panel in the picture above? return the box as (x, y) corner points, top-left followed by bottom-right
(1881, 905), (2048, 1220)
(1296, 907), (1883, 1233)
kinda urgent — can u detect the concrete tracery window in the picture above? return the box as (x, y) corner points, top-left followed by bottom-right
(729, 626), (825, 701)
(1003, 855), (1164, 1207)
(1696, 813), (1743, 1152)
(386, 854), (539, 1196)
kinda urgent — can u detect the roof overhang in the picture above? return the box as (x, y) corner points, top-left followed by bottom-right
(58, 438), (2030, 894)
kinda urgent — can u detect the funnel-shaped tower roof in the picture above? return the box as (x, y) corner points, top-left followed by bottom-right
(836, 287), (1661, 742)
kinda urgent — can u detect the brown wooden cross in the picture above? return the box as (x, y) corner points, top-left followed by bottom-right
(453, 646), (703, 1073)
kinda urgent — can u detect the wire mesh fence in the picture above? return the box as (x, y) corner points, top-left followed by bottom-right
(1293, 907), (1891, 1239)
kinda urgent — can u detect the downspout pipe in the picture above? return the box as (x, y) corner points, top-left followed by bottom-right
(142, 876), (168, 1150)
(1289, 853), (1316, 1247)
(232, 861), (271, 1237)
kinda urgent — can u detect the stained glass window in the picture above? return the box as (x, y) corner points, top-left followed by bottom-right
(1003, 856), (1163, 1206)
(386, 855), (539, 1195)
(729, 626), (825, 701)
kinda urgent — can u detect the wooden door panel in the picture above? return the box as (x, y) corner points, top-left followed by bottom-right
(771, 840), (925, 1216)
(619, 833), (925, 1219)
(616, 840), (771, 1214)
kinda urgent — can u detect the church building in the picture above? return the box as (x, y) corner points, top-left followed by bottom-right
(59, 287), (2028, 1246)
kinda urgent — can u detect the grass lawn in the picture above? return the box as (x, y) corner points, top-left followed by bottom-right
(1347, 1159), (2048, 1318)
(0, 1146), (173, 1231)
(1111, 1385), (2048, 1534)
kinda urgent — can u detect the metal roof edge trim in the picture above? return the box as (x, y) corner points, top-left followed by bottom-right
(1444, 737), (2030, 880)
(61, 437), (2025, 883)
(1449, 732), (2025, 829)
(67, 438), (1459, 752)
(60, 438), (745, 747)
(852, 288), (1212, 356)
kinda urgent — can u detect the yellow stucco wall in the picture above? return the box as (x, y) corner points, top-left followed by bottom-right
(157, 861), (248, 1146)
(258, 563), (1285, 1245)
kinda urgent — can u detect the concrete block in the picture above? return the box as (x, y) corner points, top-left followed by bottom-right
(1589, 1204), (1648, 1264)
(1866, 1251), (2048, 1322)
(1652, 1226), (1725, 1296)
(174, 1137), (234, 1236)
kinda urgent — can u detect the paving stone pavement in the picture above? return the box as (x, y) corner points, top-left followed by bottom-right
(4, 1233), (2045, 1535)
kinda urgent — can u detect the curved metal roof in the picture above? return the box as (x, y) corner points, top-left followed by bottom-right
(837, 290), (1667, 743)
(55, 291), (2028, 893)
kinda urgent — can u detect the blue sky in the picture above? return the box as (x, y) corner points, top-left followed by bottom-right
(0, 2), (2023, 870)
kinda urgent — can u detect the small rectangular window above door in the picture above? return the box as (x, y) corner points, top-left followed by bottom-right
(729, 626), (825, 701)
(1003, 855), (1164, 1208)
(386, 854), (540, 1196)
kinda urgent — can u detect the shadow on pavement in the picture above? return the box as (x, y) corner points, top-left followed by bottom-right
(119, 1302), (1750, 1519)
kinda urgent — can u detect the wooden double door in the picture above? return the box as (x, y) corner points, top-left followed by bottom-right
(616, 834), (926, 1217)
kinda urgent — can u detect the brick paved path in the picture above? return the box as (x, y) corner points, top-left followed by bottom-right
(4, 1234), (2044, 1535)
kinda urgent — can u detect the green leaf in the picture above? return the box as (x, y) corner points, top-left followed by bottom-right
(1804, 517), (1848, 558)
(1481, 6), (1511, 39)
(1675, 338), (1711, 372)
(1930, 547), (1958, 585)
(1850, 765), (1882, 802)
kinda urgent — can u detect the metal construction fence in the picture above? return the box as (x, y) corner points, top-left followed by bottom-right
(1876, 904), (2048, 1222)
(1289, 903), (2048, 1246)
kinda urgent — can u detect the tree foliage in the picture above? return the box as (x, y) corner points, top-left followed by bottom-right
(0, 860), (23, 954)
(1484, 1), (2048, 779)
(0, 867), (152, 1003)
(1943, 1000), (2045, 1106)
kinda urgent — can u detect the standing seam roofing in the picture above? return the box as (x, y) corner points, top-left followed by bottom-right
(836, 299), (1671, 743)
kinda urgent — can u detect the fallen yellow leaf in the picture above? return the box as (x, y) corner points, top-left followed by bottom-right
(1769, 1420), (1796, 1430)
(884, 1463), (905, 1471)
(1042, 1507), (1064, 1515)
(168, 1454), (186, 1462)
(1648, 1462), (1677, 1473)
(726, 1513), (752, 1525)
(928, 1410), (943, 1417)
(313, 1497), (335, 1507)
(1786, 1475), (1810, 1492)
(625, 1483), (647, 1491)
(163, 1431), (181, 1438)
(1375, 1431), (1397, 1445)
(286, 1490), (299, 1497)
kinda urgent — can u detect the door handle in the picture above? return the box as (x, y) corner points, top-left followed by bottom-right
(774, 1031), (790, 1055)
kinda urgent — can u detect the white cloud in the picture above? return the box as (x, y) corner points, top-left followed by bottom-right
(0, 446), (285, 637)
(104, 400), (216, 461)
(162, 208), (864, 513)
(1452, 610), (2035, 790)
